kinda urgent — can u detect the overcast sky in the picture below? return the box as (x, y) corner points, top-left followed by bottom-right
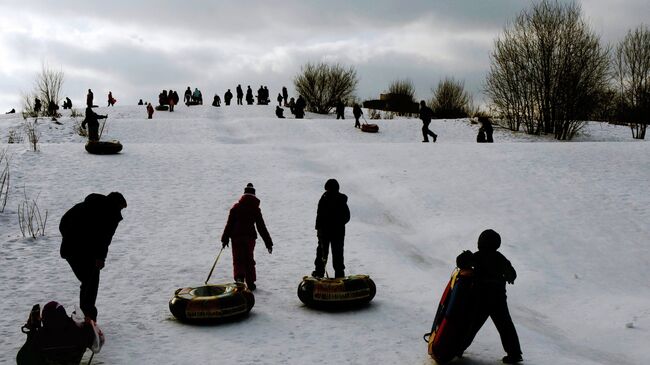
(0, 0), (647, 113)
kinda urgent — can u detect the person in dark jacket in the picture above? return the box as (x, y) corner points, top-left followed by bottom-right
(212, 94), (221, 107)
(59, 192), (127, 321)
(456, 229), (523, 364)
(146, 102), (154, 119)
(479, 116), (494, 143)
(275, 106), (285, 118)
(184, 87), (192, 105)
(277, 93), (283, 107)
(81, 107), (107, 141)
(224, 89), (233, 106)
(107, 91), (116, 107)
(282, 86), (288, 106)
(295, 95), (306, 119)
(168, 89), (175, 112)
(352, 104), (362, 128)
(336, 100), (345, 120)
(34, 98), (42, 113)
(312, 179), (350, 278)
(221, 183), (273, 291)
(246, 86), (254, 105)
(236, 84), (244, 105)
(86, 89), (94, 108)
(419, 100), (438, 142)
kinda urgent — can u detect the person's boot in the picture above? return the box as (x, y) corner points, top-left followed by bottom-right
(502, 354), (523, 364)
(433, 134), (437, 143)
(334, 271), (345, 278)
(311, 270), (324, 279)
(247, 282), (256, 291)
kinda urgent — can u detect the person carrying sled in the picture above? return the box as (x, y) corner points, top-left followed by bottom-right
(456, 229), (523, 364)
(419, 100), (438, 143)
(352, 103), (363, 128)
(59, 192), (127, 321)
(312, 179), (350, 279)
(107, 91), (116, 107)
(81, 107), (107, 141)
(86, 89), (94, 108)
(221, 183), (273, 291)
(236, 84), (244, 105)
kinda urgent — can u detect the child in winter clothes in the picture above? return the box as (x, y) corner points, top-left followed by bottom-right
(146, 103), (154, 119)
(221, 183), (273, 291)
(312, 179), (350, 278)
(457, 229), (523, 364)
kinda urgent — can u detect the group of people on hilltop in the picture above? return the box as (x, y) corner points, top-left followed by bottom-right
(158, 90), (180, 111)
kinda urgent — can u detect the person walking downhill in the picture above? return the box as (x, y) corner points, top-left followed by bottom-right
(312, 179), (350, 279)
(456, 229), (523, 364)
(419, 100), (438, 142)
(59, 192), (127, 321)
(221, 183), (273, 291)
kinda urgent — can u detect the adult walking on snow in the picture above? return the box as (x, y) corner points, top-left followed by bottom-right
(282, 86), (288, 106)
(277, 93), (283, 107)
(352, 103), (363, 128)
(312, 179), (350, 279)
(246, 85), (254, 105)
(456, 229), (523, 364)
(336, 99), (345, 120)
(419, 100), (437, 143)
(86, 89), (94, 108)
(81, 107), (107, 142)
(236, 84), (244, 105)
(147, 102), (154, 119)
(221, 183), (273, 291)
(224, 89), (233, 106)
(184, 87), (192, 105)
(107, 91), (116, 107)
(59, 192), (127, 321)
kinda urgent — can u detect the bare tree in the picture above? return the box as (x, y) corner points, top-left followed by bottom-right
(613, 25), (650, 139)
(32, 62), (64, 118)
(388, 79), (416, 102)
(430, 77), (471, 118)
(485, 0), (609, 140)
(24, 119), (41, 152)
(294, 62), (358, 114)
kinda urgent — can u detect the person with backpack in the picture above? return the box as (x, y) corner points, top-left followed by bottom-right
(236, 84), (244, 105)
(312, 179), (350, 278)
(221, 183), (273, 291)
(59, 192), (127, 321)
(419, 100), (438, 143)
(81, 107), (107, 141)
(456, 229), (523, 364)
(352, 103), (363, 128)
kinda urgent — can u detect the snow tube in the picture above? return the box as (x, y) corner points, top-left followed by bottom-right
(169, 282), (255, 323)
(85, 140), (122, 155)
(425, 268), (476, 364)
(155, 105), (169, 111)
(185, 101), (200, 106)
(298, 275), (376, 310)
(361, 124), (379, 133)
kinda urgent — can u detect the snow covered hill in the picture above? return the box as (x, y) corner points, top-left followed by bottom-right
(0, 105), (648, 364)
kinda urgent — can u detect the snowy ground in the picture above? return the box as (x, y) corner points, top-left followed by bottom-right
(0, 105), (648, 364)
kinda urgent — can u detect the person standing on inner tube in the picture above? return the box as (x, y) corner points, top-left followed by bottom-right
(312, 179), (350, 279)
(59, 192), (127, 321)
(221, 183), (273, 291)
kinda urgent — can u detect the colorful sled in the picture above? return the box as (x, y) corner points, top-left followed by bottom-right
(298, 275), (376, 310)
(169, 282), (255, 323)
(361, 123), (379, 133)
(85, 140), (123, 155)
(425, 268), (476, 364)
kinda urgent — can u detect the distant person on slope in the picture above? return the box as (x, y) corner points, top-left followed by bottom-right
(59, 192), (127, 321)
(146, 102), (154, 119)
(107, 91), (116, 107)
(312, 179), (350, 279)
(81, 107), (107, 141)
(282, 86), (288, 106)
(246, 86), (254, 105)
(34, 98), (42, 113)
(236, 84), (244, 105)
(336, 99), (345, 120)
(224, 89), (233, 106)
(86, 89), (94, 108)
(212, 94), (221, 107)
(294, 95), (306, 119)
(419, 100), (437, 143)
(184, 87), (192, 105)
(277, 93), (283, 107)
(456, 229), (523, 364)
(479, 116), (494, 143)
(353, 103), (363, 128)
(221, 183), (273, 291)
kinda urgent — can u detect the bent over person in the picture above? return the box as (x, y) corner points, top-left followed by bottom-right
(312, 179), (350, 278)
(221, 183), (273, 291)
(59, 192), (127, 321)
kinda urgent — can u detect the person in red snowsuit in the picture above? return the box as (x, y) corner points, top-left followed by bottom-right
(221, 183), (273, 291)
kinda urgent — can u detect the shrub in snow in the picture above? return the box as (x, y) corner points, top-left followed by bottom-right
(17, 189), (48, 239)
(430, 77), (471, 119)
(294, 62), (358, 114)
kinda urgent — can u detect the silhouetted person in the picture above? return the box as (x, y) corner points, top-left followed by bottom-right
(419, 100), (437, 142)
(246, 86), (254, 105)
(256, 86), (264, 105)
(212, 94), (221, 107)
(138, 99), (144, 106)
(224, 89), (233, 106)
(236, 84), (243, 105)
(282, 86), (288, 106)
(312, 179), (350, 278)
(192, 88), (202, 104)
(59, 192), (127, 321)
(81, 107), (107, 141)
(47, 100), (59, 117)
(288, 97), (295, 114)
(159, 90), (168, 106)
(479, 116), (494, 143)
(64, 97), (72, 109)
(263, 86), (269, 104)
(146, 103), (154, 119)
(477, 126), (486, 143)
(457, 229), (523, 364)
(86, 89), (94, 108)
(168, 89), (175, 112)
(353, 104), (363, 128)
(184, 87), (192, 104)
(275, 106), (285, 118)
(295, 95), (306, 118)
(34, 98), (42, 113)
(107, 91), (115, 107)
(221, 183), (273, 291)
(277, 93), (283, 106)
(6, 108), (15, 114)
(336, 100), (345, 120)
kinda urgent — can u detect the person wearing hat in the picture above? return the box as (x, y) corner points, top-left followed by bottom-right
(456, 229), (523, 364)
(59, 192), (127, 321)
(312, 179), (350, 278)
(221, 183), (273, 291)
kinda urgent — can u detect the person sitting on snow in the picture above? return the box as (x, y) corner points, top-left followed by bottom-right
(275, 106), (285, 118)
(221, 183), (273, 291)
(456, 229), (523, 364)
(312, 179), (350, 278)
